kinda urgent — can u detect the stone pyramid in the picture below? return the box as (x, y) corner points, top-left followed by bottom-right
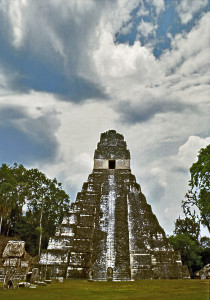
(40, 130), (188, 280)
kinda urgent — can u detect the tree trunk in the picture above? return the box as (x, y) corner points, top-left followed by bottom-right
(6, 219), (11, 236)
(0, 215), (2, 234)
(38, 200), (44, 257)
(38, 229), (42, 257)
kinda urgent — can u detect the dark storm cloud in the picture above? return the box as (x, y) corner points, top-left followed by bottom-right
(0, 106), (26, 124)
(0, 106), (59, 164)
(0, 2), (107, 102)
(118, 99), (197, 124)
(0, 32), (106, 101)
(51, 77), (107, 102)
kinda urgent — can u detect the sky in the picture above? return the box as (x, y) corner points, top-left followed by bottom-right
(0, 0), (210, 235)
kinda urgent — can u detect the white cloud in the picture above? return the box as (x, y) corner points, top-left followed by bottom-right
(137, 2), (149, 17)
(92, 30), (163, 101)
(176, 0), (208, 24)
(0, 70), (9, 91)
(151, 0), (165, 15)
(1, 0), (28, 47)
(0, 67), (23, 96)
(108, 0), (139, 33)
(89, 10), (210, 117)
(0, 0), (141, 79)
(150, 167), (167, 187)
(139, 0), (165, 17)
(119, 21), (133, 36)
(138, 136), (210, 233)
(161, 12), (210, 75)
(176, 136), (210, 169)
(137, 20), (156, 37)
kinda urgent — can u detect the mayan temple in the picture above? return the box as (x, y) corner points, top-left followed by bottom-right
(40, 130), (188, 280)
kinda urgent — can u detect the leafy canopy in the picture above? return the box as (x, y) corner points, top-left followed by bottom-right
(183, 144), (210, 232)
(0, 163), (70, 255)
(169, 144), (210, 276)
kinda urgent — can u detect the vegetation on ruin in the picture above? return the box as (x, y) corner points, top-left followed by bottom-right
(0, 279), (209, 300)
(169, 144), (210, 276)
(0, 163), (70, 256)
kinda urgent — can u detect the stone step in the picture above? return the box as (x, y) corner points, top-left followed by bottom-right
(113, 275), (131, 279)
(94, 273), (107, 280)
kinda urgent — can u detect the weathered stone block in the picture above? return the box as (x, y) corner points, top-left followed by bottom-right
(3, 241), (25, 258)
(79, 215), (95, 227)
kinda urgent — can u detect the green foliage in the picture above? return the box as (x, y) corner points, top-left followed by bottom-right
(168, 233), (202, 276)
(169, 215), (209, 277)
(0, 163), (70, 256)
(0, 163), (29, 233)
(22, 167), (70, 255)
(169, 145), (210, 276)
(15, 216), (38, 256)
(200, 236), (210, 266)
(183, 144), (210, 231)
(174, 214), (200, 241)
(169, 213), (210, 276)
(170, 144), (210, 276)
(36, 227), (44, 234)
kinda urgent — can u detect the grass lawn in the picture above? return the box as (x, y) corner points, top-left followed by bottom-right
(0, 279), (209, 300)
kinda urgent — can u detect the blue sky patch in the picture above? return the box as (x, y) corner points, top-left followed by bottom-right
(115, 0), (210, 58)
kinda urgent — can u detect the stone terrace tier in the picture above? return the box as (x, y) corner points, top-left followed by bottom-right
(94, 130), (130, 159)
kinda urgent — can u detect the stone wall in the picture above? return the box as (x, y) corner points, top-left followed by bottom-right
(94, 159), (130, 169)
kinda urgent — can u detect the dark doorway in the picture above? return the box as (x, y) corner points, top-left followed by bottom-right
(109, 160), (116, 169)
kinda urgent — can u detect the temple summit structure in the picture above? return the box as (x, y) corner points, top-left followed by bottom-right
(40, 130), (189, 280)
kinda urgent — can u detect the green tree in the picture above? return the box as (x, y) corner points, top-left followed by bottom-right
(0, 164), (28, 234)
(200, 236), (210, 266)
(169, 145), (210, 276)
(169, 233), (202, 276)
(0, 163), (70, 256)
(174, 214), (200, 241)
(24, 168), (70, 256)
(183, 144), (210, 232)
(169, 214), (205, 276)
